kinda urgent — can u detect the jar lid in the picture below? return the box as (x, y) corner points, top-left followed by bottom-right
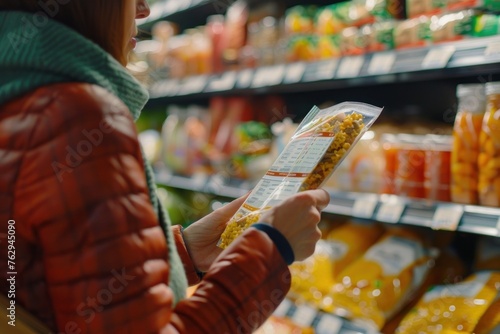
(456, 83), (485, 98)
(485, 82), (500, 96)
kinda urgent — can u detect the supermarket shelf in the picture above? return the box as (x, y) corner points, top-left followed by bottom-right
(154, 170), (500, 237)
(147, 36), (500, 104)
(273, 299), (379, 334)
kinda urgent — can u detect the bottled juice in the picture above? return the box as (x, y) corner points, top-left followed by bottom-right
(451, 84), (486, 204)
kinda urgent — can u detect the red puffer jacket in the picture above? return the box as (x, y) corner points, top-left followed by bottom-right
(0, 83), (290, 333)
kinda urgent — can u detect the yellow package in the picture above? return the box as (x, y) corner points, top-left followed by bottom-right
(255, 316), (314, 334)
(290, 220), (384, 306)
(218, 102), (383, 249)
(328, 228), (437, 330)
(396, 271), (500, 334)
(474, 297), (500, 334)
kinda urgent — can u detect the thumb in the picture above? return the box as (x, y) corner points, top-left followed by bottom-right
(214, 193), (249, 221)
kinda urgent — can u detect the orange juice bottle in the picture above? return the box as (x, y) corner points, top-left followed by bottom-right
(451, 84), (486, 204)
(479, 82), (500, 207)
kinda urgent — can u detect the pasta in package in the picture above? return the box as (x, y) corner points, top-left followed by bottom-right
(218, 102), (383, 248)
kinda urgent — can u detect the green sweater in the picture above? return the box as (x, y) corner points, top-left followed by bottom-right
(0, 11), (187, 303)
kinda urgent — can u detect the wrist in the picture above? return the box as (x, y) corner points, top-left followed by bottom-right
(252, 223), (295, 265)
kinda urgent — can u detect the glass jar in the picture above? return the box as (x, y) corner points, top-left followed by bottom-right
(479, 82), (500, 207)
(451, 83), (486, 204)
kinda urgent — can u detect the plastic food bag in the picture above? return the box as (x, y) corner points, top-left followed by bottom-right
(396, 271), (500, 334)
(218, 102), (383, 249)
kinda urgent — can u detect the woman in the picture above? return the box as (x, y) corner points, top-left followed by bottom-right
(0, 1), (330, 333)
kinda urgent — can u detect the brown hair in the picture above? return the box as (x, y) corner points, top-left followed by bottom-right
(0, 0), (129, 65)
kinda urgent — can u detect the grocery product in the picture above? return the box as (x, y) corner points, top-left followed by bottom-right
(329, 228), (437, 330)
(395, 134), (427, 199)
(206, 15), (225, 74)
(138, 130), (161, 164)
(221, 0), (249, 69)
(396, 271), (500, 333)
(218, 102), (383, 249)
(340, 27), (366, 56)
(479, 82), (500, 207)
(367, 0), (407, 20)
(407, 0), (447, 18)
(161, 105), (189, 175)
(394, 16), (431, 49)
(290, 220), (384, 306)
(472, 13), (500, 38)
(362, 21), (396, 52)
(317, 35), (342, 60)
(474, 297), (500, 334)
(448, 0), (500, 11)
(381, 134), (398, 194)
(430, 10), (476, 43)
(285, 6), (316, 35)
(451, 83), (486, 204)
(185, 105), (209, 175)
(255, 316), (314, 334)
(424, 135), (452, 202)
(286, 35), (318, 62)
(315, 4), (349, 35)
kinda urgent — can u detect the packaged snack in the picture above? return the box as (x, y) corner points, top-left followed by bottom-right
(316, 4), (347, 35)
(448, 0), (500, 11)
(474, 297), (500, 334)
(430, 10), (476, 43)
(396, 271), (500, 333)
(218, 102), (383, 248)
(161, 105), (189, 175)
(362, 21), (396, 53)
(394, 16), (431, 49)
(286, 35), (318, 62)
(367, 0), (407, 20)
(407, 0), (447, 18)
(424, 135), (452, 202)
(285, 6), (317, 35)
(381, 134), (398, 194)
(184, 106), (209, 175)
(479, 82), (500, 207)
(329, 228), (438, 330)
(472, 13), (500, 38)
(452, 83), (486, 205)
(316, 1), (374, 35)
(317, 35), (342, 60)
(340, 27), (367, 56)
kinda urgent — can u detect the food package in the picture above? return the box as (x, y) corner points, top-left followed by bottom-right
(381, 134), (399, 194)
(478, 82), (500, 206)
(161, 105), (189, 175)
(367, 0), (407, 20)
(475, 237), (500, 271)
(394, 134), (427, 199)
(407, 0), (447, 18)
(290, 220), (384, 306)
(286, 35), (318, 62)
(472, 13), (500, 38)
(474, 297), (500, 334)
(362, 21), (396, 52)
(316, 1), (374, 35)
(396, 271), (500, 333)
(340, 27), (367, 56)
(285, 6), (317, 35)
(255, 316), (314, 334)
(448, 0), (500, 11)
(424, 135), (452, 202)
(451, 83), (486, 204)
(328, 228), (438, 330)
(394, 16), (431, 49)
(430, 10), (476, 43)
(218, 102), (383, 248)
(317, 35), (342, 60)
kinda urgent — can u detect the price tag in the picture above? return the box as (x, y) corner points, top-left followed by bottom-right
(236, 69), (254, 89)
(336, 56), (364, 78)
(367, 52), (396, 75)
(422, 46), (455, 69)
(284, 62), (306, 84)
(292, 305), (317, 327)
(497, 216), (500, 236)
(352, 194), (378, 219)
(485, 41), (500, 57)
(178, 76), (207, 95)
(150, 79), (179, 97)
(376, 201), (405, 224)
(206, 71), (236, 92)
(251, 65), (285, 88)
(431, 204), (464, 231)
(274, 299), (293, 318)
(315, 314), (343, 334)
(302, 59), (339, 82)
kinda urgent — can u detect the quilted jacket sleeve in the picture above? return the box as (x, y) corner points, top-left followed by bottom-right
(13, 84), (290, 334)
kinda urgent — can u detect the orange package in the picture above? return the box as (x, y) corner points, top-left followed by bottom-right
(479, 82), (500, 207)
(328, 228), (438, 330)
(451, 84), (486, 205)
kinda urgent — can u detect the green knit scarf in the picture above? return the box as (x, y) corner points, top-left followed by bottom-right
(0, 11), (187, 303)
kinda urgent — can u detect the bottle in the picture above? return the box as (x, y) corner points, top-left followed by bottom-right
(206, 15), (225, 73)
(451, 83), (486, 204)
(478, 82), (500, 206)
(161, 105), (188, 175)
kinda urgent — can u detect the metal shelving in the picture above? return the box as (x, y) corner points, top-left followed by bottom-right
(155, 170), (500, 237)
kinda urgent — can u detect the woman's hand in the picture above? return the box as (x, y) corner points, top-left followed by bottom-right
(260, 189), (330, 261)
(181, 195), (247, 273)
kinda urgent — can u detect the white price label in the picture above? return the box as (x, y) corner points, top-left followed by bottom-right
(237, 69), (254, 88)
(274, 299), (293, 318)
(496, 216), (500, 236)
(376, 201), (405, 224)
(303, 59), (339, 82)
(315, 314), (343, 334)
(292, 305), (317, 327)
(284, 62), (306, 83)
(368, 52), (396, 75)
(150, 79), (179, 97)
(251, 65), (285, 88)
(178, 76), (207, 95)
(336, 56), (364, 78)
(485, 42), (500, 57)
(432, 205), (464, 231)
(422, 46), (455, 69)
(352, 195), (378, 219)
(206, 71), (236, 92)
